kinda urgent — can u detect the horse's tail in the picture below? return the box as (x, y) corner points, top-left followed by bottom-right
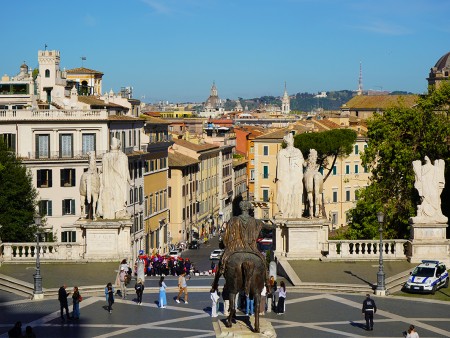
(242, 261), (255, 296)
(86, 173), (92, 204)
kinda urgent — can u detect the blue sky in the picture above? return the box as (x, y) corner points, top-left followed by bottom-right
(1, 0), (450, 102)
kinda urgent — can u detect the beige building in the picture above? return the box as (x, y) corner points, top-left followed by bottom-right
(169, 138), (221, 238)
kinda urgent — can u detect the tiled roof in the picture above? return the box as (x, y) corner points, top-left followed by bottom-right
(108, 115), (144, 121)
(78, 96), (125, 109)
(66, 67), (104, 75)
(173, 138), (219, 152)
(143, 116), (169, 124)
(169, 152), (199, 167)
(342, 95), (418, 110)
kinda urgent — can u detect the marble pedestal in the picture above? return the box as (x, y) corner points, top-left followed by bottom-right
(273, 217), (329, 259)
(408, 221), (449, 265)
(75, 219), (132, 261)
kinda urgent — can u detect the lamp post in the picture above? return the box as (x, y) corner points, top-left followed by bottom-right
(33, 214), (44, 300)
(375, 211), (386, 296)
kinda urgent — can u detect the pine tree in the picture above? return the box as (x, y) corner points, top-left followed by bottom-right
(0, 138), (38, 242)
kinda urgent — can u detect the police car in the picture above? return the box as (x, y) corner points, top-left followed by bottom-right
(403, 260), (449, 294)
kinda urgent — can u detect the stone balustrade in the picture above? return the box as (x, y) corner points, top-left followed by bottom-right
(326, 240), (409, 260)
(0, 109), (108, 121)
(0, 242), (85, 262)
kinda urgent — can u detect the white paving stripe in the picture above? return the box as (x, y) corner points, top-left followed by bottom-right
(92, 313), (211, 338)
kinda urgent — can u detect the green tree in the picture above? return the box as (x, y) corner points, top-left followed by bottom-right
(347, 84), (450, 239)
(0, 138), (38, 242)
(294, 129), (357, 182)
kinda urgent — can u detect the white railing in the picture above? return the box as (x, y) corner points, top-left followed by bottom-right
(0, 109), (108, 121)
(326, 240), (409, 260)
(0, 242), (85, 262)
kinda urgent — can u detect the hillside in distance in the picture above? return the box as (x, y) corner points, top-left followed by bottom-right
(224, 90), (355, 112)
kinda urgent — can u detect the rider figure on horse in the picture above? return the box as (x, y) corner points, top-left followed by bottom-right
(212, 201), (273, 290)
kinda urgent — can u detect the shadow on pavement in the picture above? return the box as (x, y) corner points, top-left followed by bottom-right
(344, 270), (375, 288)
(350, 321), (367, 330)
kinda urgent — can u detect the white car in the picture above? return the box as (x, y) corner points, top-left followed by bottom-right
(169, 249), (182, 259)
(209, 249), (224, 260)
(403, 260), (449, 294)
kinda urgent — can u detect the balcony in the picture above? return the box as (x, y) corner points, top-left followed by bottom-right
(148, 134), (172, 143)
(0, 109), (108, 121)
(23, 150), (107, 160)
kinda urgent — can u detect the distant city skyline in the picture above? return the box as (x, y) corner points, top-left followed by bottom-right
(1, 0), (449, 103)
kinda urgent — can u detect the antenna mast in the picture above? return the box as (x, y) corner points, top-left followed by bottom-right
(357, 61), (363, 96)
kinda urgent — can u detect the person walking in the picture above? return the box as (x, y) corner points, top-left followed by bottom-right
(176, 271), (189, 304)
(8, 321), (22, 338)
(362, 294), (377, 331)
(24, 326), (36, 338)
(276, 281), (286, 315)
(210, 288), (220, 317)
(245, 294), (254, 316)
(134, 278), (144, 305)
(119, 267), (127, 299)
(268, 275), (277, 313)
(72, 286), (81, 319)
(106, 282), (115, 314)
(222, 283), (230, 316)
(58, 284), (72, 322)
(159, 276), (167, 308)
(405, 324), (419, 338)
(259, 285), (267, 315)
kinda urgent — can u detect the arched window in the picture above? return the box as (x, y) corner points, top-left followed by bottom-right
(45, 69), (50, 78)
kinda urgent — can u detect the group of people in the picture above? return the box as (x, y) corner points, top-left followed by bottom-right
(58, 284), (82, 322)
(209, 276), (287, 318)
(134, 254), (195, 277)
(7, 321), (36, 338)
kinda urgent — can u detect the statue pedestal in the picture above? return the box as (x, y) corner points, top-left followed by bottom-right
(213, 315), (276, 338)
(75, 219), (132, 261)
(274, 218), (329, 259)
(408, 220), (449, 265)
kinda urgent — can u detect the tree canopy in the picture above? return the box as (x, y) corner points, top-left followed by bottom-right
(0, 139), (38, 242)
(346, 83), (450, 240)
(294, 128), (357, 182)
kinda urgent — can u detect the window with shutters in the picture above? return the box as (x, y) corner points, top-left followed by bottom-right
(1, 133), (16, 151)
(263, 165), (269, 179)
(37, 169), (52, 188)
(61, 231), (76, 242)
(62, 199), (75, 215)
(36, 134), (50, 159)
(60, 168), (76, 187)
(262, 189), (269, 202)
(263, 146), (269, 156)
(59, 134), (73, 158)
(38, 200), (52, 216)
(82, 133), (96, 155)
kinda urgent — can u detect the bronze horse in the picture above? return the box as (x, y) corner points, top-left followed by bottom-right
(223, 251), (266, 333)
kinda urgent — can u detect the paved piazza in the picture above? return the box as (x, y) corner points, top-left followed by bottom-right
(1, 286), (450, 337)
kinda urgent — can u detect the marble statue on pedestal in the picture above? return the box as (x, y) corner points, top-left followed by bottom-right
(79, 151), (101, 220)
(98, 137), (133, 219)
(303, 149), (324, 218)
(411, 156), (447, 224)
(276, 132), (304, 218)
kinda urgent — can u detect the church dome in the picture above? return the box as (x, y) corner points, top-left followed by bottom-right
(434, 52), (450, 71)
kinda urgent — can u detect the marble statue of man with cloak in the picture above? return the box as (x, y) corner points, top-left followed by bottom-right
(98, 137), (133, 219)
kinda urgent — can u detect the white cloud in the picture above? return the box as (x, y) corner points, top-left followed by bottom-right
(353, 21), (411, 35)
(140, 0), (172, 14)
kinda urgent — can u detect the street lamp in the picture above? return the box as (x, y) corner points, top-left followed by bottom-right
(376, 211), (386, 296)
(33, 213), (44, 300)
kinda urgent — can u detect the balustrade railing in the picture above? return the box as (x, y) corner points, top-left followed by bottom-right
(0, 242), (84, 262)
(326, 240), (409, 260)
(0, 109), (108, 121)
(25, 150), (107, 160)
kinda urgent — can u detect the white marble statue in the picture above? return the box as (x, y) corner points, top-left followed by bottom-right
(303, 149), (324, 218)
(79, 151), (101, 220)
(276, 132), (304, 218)
(98, 137), (133, 219)
(411, 156), (447, 223)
